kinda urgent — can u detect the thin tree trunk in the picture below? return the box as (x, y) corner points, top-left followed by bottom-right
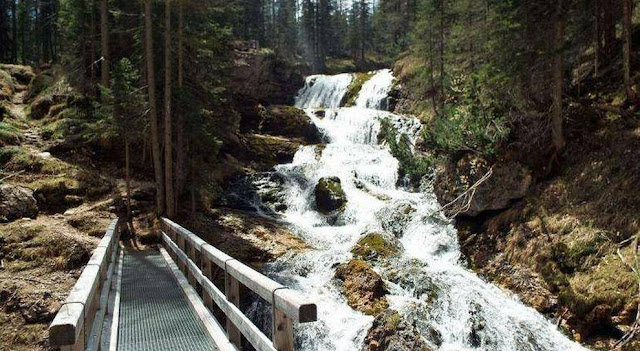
(594, 0), (601, 77)
(144, 0), (165, 215)
(100, 0), (109, 87)
(175, 0), (185, 213)
(164, 0), (175, 218)
(90, 0), (96, 81)
(125, 134), (135, 235)
(552, 0), (565, 152)
(439, 0), (445, 104)
(12, 0), (17, 63)
(623, 0), (636, 104)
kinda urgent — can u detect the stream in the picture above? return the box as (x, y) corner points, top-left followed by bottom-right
(244, 69), (585, 351)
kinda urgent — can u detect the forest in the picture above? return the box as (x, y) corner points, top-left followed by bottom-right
(0, 0), (639, 350)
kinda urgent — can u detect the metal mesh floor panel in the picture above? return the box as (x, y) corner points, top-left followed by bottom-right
(117, 250), (217, 351)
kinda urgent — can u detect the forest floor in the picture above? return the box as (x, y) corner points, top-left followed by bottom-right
(0, 66), (158, 351)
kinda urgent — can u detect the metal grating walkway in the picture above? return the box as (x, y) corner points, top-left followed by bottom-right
(117, 249), (217, 351)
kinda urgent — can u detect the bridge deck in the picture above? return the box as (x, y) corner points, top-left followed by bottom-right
(117, 249), (217, 351)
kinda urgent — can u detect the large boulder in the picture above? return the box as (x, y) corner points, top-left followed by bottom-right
(362, 309), (433, 351)
(315, 177), (347, 214)
(351, 232), (400, 261)
(434, 154), (532, 217)
(259, 105), (322, 143)
(335, 259), (389, 315)
(0, 185), (38, 222)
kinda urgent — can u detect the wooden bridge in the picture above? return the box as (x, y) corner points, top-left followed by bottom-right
(48, 218), (317, 351)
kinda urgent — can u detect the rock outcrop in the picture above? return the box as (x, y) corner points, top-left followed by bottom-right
(334, 259), (388, 315)
(315, 177), (347, 214)
(230, 44), (307, 106)
(0, 185), (38, 222)
(434, 154), (532, 217)
(259, 105), (322, 143)
(362, 309), (432, 351)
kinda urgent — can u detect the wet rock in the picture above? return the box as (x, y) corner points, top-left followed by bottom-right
(223, 172), (288, 214)
(362, 309), (432, 351)
(315, 177), (347, 214)
(239, 134), (301, 171)
(434, 154), (532, 217)
(314, 109), (326, 119)
(385, 261), (438, 301)
(0, 185), (38, 222)
(352, 232), (400, 261)
(259, 105), (322, 144)
(378, 201), (416, 238)
(335, 259), (388, 315)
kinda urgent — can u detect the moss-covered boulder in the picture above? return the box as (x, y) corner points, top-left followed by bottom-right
(362, 309), (432, 351)
(352, 232), (400, 261)
(315, 177), (347, 214)
(335, 259), (389, 315)
(0, 64), (35, 86)
(0, 69), (15, 101)
(343, 72), (375, 107)
(0, 185), (38, 223)
(259, 105), (322, 143)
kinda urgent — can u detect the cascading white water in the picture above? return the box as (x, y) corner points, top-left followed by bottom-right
(257, 70), (585, 351)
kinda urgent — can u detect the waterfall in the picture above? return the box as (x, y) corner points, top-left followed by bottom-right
(255, 70), (585, 351)
(295, 73), (353, 109)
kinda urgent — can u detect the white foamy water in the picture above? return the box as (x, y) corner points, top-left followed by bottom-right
(254, 70), (585, 351)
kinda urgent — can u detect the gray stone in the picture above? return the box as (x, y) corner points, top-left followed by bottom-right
(0, 185), (38, 222)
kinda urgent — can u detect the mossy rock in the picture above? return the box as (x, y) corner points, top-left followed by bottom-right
(0, 69), (15, 101)
(335, 259), (389, 315)
(315, 176), (347, 214)
(0, 121), (23, 146)
(362, 309), (433, 351)
(0, 64), (35, 85)
(343, 72), (375, 107)
(352, 232), (400, 261)
(258, 105), (322, 143)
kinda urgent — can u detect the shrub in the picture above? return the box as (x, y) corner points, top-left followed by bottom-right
(378, 118), (434, 184)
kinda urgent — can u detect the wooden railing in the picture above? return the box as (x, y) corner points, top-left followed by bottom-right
(160, 217), (317, 351)
(49, 219), (122, 351)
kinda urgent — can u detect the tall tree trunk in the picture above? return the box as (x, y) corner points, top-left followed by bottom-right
(100, 0), (109, 87)
(552, 0), (565, 152)
(20, 0), (25, 64)
(144, 0), (164, 215)
(175, 0), (185, 213)
(439, 0), (445, 105)
(90, 0), (96, 81)
(12, 0), (17, 63)
(594, 0), (601, 77)
(164, 0), (175, 218)
(622, 0), (636, 104)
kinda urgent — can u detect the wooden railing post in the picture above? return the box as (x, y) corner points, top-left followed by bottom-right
(225, 271), (242, 349)
(187, 243), (197, 287)
(272, 307), (294, 351)
(202, 256), (214, 311)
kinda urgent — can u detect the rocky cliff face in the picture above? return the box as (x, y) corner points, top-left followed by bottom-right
(230, 44), (308, 107)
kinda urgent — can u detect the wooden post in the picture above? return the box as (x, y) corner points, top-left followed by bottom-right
(272, 307), (294, 351)
(202, 257), (214, 311)
(176, 235), (186, 273)
(187, 243), (197, 287)
(225, 273), (242, 349)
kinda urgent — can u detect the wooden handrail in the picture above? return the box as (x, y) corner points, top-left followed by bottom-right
(49, 219), (121, 350)
(160, 217), (317, 351)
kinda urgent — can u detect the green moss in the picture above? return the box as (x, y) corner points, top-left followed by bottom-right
(344, 72), (375, 107)
(352, 233), (399, 260)
(0, 121), (23, 146)
(0, 69), (14, 100)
